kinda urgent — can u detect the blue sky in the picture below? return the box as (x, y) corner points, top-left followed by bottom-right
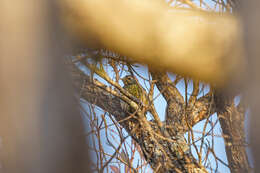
(78, 0), (251, 171)
(80, 62), (243, 172)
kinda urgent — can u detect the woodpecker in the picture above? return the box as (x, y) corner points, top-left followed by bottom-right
(120, 75), (147, 113)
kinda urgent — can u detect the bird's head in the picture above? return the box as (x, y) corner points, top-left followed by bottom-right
(122, 75), (137, 85)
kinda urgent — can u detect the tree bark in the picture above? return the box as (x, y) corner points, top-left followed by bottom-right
(70, 62), (221, 172)
(214, 91), (250, 173)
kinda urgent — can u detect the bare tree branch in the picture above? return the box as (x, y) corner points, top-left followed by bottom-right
(70, 62), (208, 172)
(215, 93), (250, 173)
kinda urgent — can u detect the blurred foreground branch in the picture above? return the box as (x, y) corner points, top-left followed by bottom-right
(60, 0), (246, 86)
(241, 0), (260, 171)
(0, 0), (89, 173)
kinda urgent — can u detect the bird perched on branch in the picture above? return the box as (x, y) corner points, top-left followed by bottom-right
(120, 75), (147, 113)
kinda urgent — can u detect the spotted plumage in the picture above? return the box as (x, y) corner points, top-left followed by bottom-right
(120, 75), (147, 113)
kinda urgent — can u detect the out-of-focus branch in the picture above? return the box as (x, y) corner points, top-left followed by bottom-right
(0, 1), (88, 172)
(241, 0), (260, 171)
(60, 0), (246, 86)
